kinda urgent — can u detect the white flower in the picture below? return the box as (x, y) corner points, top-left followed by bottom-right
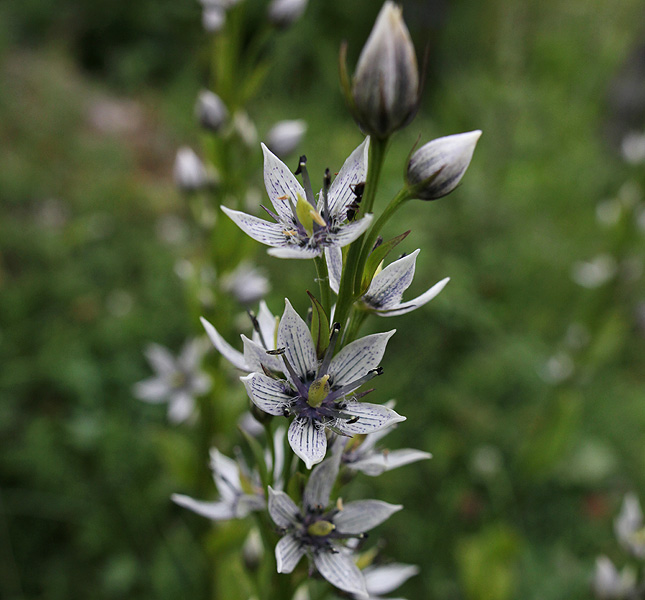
(241, 300), (404, 468)
(267, 0), (308, 28)
(268, 447), (402, 599)
(195, 90), (228, 132)
(221, 262), (270, 305)
(406, 131), (481, 200)
(571, 254), (617, 288)
(133, 339), (211, 423)
(615, 493), (645, 558)
(327, 248), (449, 317)
(340, 413), (431, 477)
(173, 147), (217, 192)
(266, 119), (307, 157)
(222, 139), (373, 259)
(592, 556), (636, 599)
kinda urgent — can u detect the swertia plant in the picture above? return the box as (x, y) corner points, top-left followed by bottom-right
(160, 2), (481, 599)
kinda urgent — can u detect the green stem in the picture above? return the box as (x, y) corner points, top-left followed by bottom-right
(354, 187), (412, 294)
(313, 255), (331, 318)
(334, 137), (389, 332)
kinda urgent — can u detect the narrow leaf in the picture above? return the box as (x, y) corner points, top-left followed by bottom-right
(307, 290), (330, 359)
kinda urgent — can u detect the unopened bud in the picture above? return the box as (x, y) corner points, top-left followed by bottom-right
(406, 130), (481, 200)
(351, 2), (419, 139)
(266, 120), (307, 157)
(195, 90), (228, 132)
(173, 147), (217, 192)
(242, 528), (264, 572)
(268, 0), (308, 28)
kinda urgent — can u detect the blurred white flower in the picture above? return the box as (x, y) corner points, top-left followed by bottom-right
(195, 90), (228, 132)
(615, 493), (645, 558)
(266, 119), (307, 157)
(592, 556), (636, 599)
(596, 198), (622, 227)
(267, 0), (308, 28)
(571, 254), (617, 288)
(173, 147), (217, 192)
(221, 262), (270, 304)
(233, 111), (258, 148)
(540, 351), (574, 384)
(359, 562), (419, 600)
(133, 339), (211, 423)
(621, 130), (645, 165)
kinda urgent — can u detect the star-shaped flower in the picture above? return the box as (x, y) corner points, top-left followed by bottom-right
(242, 300), (405, 468)
(133, 339), (211, 423)
(222, 139), (373, 259)
(327, 247), (449, 317)
(268, 447), (402, 599)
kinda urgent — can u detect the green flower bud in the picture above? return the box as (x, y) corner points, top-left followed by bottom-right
(406, 130), (481, 200)
(351, 2), (419, 139)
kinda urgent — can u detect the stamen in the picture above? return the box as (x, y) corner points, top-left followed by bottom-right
(260, 204), (280, 222)
(326, 368), (383, 402)
(322, 168), (331, 222)
(317, 322), (341, 377)
(247, 310), (268, 350)
(295, 155), (316, 208)
(270, 349), (309, 398)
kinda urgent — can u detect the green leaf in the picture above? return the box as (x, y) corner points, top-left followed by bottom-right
(307, 290), (330, 359)
(360, 230), (411, 294)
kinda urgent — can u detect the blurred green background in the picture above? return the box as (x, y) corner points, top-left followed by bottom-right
(2, 0), (645, 599)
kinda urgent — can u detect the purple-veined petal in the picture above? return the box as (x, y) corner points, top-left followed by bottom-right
(328, 330), (395, 387)
(145, 343), (175, 375)
(334, 499), (402, 534)
(268, 245), (321, 259)
(268, 486), (300, 528)
(313, 546), (368, 599)
(200, 317), (248, 371)
(167, 391), (195, 424)
(364, 250), (418, 310)
(288, 417), (327, 469)
(241, 373), (292, 416)
(254, 300), (278, 349)
(363, 563), (420, 596)
(275, 533), (306, 573)
(328, 214), (373, 247)
(335, 402), (405, 436)
(210, 448), (241, 502)
(349, 448), (432, 476)
(172, 494), (235, 521)
(278, 299), (317, 381)
(376, 276), (450, 317)
(271, 426), (286, 489)
(325, 246), (342, 294)
(133, 377), (168, 403)
(262, 142), (306, 222)
(221, 206), (288, 248)
(302, 440), (343, 511)
(241, 335), (283, 373)
(324, 137), (370, 221)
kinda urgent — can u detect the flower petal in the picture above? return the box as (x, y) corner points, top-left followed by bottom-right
(200, 317), (248, 371)
(335, 402), (405, 436)
(325, 246), (342, 295)
(254, 300), (278, 349)
(262, 142), (306, 223)
(275, 533), (306, 573)
(302, 440), (343, 511)
(241, 335), (283, 373)
(241, 373), (292, 416)
(268, 245), (321, 259)
(145, 343), (175, 375)
(364, 250), (418, 310)
(210, 448), (241, 502)
(278, 299), (317, 381)
(288, 417), (327, 469)
(334, 500), (402, 534)
(328, 331), (395, 387)
(268, 486), (300, 528)
(324, 137), (369, 221)
(313, 547), (368, 599)
(328, 213), (373, 247)
(376, 276), (450, 317)
(221, 206), (288, 247)
(171, 494), (235, 521)
(363, 563), (420, 595)
(349, 448), (432, 476)
(167, 391), (195, 423)
(133, 377), (168, 403)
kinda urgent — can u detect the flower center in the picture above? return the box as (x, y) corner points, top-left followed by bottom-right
(296, 194), (326, 235)
(307, 374), (330, 408)
(307, 520), (335, 537)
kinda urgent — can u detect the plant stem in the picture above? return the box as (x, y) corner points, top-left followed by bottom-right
(313, 255), (331, 318)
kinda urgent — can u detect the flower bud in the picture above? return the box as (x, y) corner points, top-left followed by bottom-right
(266, 119), (307, 157)
(195, 90), (228, 132)
(173, 147), (217, 192)
(267, 0), (308, 28)
(406, 130), (481, 200)
(201, 6), (225, 33)
(351, 2), (419, 139)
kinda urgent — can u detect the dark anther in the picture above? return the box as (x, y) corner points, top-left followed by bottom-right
(373, 367), (383, 376)
(347, 416), (359, 424)
(267, 347), (286, 356)
(294, 155), (307, 175)
(372, 236), (383, 251)
(282, 407), (291, 417)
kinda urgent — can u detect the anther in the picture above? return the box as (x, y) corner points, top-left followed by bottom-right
(247, 310), (268, 350)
